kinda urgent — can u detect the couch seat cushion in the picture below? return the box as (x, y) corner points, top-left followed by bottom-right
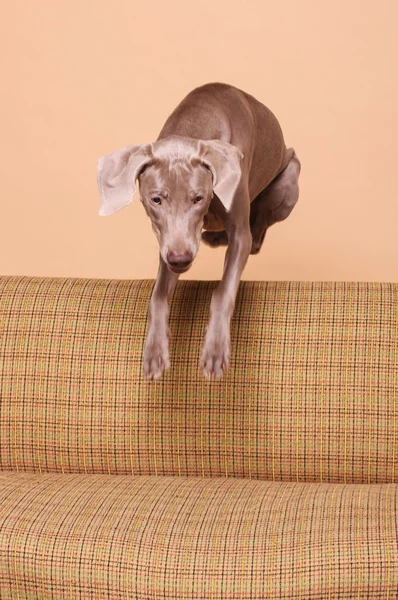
(0, 472), (397, 599)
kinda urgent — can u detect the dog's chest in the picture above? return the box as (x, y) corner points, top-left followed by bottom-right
(203, 205), (224, 231)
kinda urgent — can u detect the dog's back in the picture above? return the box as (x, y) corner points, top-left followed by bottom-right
(157, 82), (288, 199)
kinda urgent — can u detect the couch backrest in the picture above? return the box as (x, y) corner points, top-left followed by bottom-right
(0, 276), (397, 483)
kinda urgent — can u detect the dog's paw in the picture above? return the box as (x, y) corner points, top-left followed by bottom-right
(200, 329), (230, 379)
(201, 230), (228, 248)
(143, 334), (170, 380)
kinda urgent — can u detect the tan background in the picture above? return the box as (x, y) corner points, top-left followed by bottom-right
(1, 0), (397, 282)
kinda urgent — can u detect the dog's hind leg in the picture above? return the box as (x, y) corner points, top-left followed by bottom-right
(250, 150), (301, 255)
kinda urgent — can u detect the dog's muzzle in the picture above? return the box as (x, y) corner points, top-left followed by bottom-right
(166, 250), (193, 273)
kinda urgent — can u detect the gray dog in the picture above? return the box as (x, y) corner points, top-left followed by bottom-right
(97, 83), (300, 380)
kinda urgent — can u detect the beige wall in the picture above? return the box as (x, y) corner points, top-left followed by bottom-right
(1, 0), (397, 282)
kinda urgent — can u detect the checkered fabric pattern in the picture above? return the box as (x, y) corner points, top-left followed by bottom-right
(0, 276), (397, 483)
(1, 473), (397, 599)
(0, 276), (397, 598)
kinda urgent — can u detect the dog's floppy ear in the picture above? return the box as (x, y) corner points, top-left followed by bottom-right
(199, 140), (244, 212)
(97, 144), (152, 216)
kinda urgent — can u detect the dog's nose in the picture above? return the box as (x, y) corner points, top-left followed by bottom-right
(167, 250), (193, 269)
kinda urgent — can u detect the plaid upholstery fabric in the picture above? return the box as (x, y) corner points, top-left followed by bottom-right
(1, 472), (397, 599)
(0, 276), (397, 483)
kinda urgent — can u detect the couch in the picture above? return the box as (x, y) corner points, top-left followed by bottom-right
(0, 276), (397, 598)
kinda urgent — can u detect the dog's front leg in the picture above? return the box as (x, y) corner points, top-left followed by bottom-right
(143, 255), (179, 380)
(200, 220), (252, 379)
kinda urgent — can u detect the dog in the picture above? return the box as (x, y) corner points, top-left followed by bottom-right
(97, 82), (301, 380)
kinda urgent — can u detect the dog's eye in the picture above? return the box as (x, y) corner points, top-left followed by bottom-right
(194, 195), (203, 203)
(152, 196), (161, 205)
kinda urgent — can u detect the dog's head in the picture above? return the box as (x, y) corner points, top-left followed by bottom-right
(97, 135), (243, 273)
